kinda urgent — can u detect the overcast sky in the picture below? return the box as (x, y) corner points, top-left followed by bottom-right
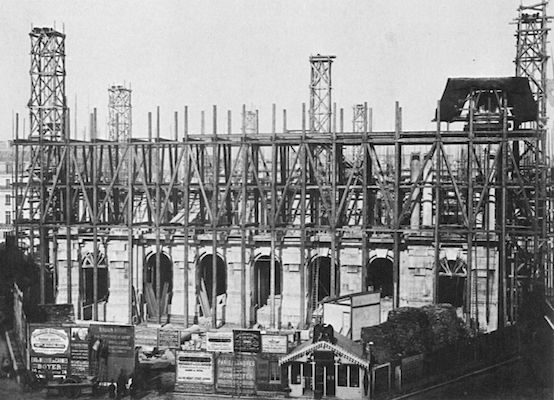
(0, 0), (547, 140)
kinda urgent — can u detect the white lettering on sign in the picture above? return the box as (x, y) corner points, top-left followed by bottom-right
(31, 328), (69, 355)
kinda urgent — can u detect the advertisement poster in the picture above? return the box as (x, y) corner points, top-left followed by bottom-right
(158, 329), (180, 349)
(206, 331), (233, 353)
(233, 329), (261, 353)
(176, 351), (214, 385)
(216, 353), (256, 394)
(88, 324), (135, 382)
(69, 326), (90, 377)
(261, 334), (288, 354)
(29, 325), (70, 379)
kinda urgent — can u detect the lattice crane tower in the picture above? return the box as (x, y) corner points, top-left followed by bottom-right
(108, 85), (132, 141)
(309, 55), (335, 133)
(29, 27), (67, 140)
(515, 1), (550, 126)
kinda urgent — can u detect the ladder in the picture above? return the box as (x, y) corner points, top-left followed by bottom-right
(307, 261), (320, 324)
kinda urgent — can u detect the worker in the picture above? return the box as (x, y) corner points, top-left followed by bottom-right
(116, 369), (127, 399)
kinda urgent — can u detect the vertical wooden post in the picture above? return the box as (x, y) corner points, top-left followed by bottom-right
(155, 106), (162, 324)
(241, 104), (248, 328)
(270, 103), (277, 328)
(92, 108), (99, 320)
(434, 101), (442, 305)
(66, 109), (72, 305)
(330, 102), (337, 298)
(361, 103), (369, 293)
(393, 103), (401, 308)
(300, 103), (307, 326)
(127, 118), (134, 324)
(211, 105), (218, 329)
(183, 106), (190, 328)
(467, 97), (475, 326)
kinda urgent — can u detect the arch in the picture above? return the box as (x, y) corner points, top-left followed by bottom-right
(437, 257), (466, 308)
(144, 252), (173, 304)
(198, 254), (227, 306)
(252, 255), (282, 308)
(367, 257), (393, 298)
(308, 256), (338, 304)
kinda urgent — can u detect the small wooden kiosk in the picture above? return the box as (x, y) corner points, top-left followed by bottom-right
(279, 326), (370, 399)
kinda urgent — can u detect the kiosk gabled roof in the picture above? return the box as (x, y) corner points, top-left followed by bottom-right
(279, 332), (369, 369)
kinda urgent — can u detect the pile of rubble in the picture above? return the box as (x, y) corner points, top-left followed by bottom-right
(361, 304), (469, 364)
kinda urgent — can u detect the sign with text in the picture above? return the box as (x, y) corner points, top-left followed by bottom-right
(176, 351), (214, 385)
(216, 353), (256, 393)
(29, 325), (70, 379)
(134, 327), (158, 348)
(261, 334), (288, 354)
(233, 330), (261, 353)
(88, 324), (135, 381)
(158, 329), (181, 349)
(206, 331), (233, 353)
(69, 327), (90, 377)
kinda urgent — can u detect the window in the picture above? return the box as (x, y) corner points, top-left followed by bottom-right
(269, 360), (280, 383)
(83, 267), (109, 306)
(349, 365), (360, 387)
(81, 252), (109, 320)
(5, 179), (10, 188)
(337, 364), (348, 387)
(5, 194), (10, 206)
(5, 211), (11, 224)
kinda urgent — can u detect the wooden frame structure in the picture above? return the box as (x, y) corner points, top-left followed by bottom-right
(13, 4), (552, 330)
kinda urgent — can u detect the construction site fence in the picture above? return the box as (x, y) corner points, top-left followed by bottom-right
(371, 325), (520, 397)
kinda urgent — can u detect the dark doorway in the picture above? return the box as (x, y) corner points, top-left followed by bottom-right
(144, 253), (173, 308)
(314, 351), (336, 396)
(367, 257), (393, 298)
(253, 255), (282, 308)
(81, 252), (109, 321)
(309, 256), (338, 303)
(438, 258), (466, 308)
(199, 254), (227, 306)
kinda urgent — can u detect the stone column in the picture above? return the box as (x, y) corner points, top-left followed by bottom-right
(422, 159), (433, 227)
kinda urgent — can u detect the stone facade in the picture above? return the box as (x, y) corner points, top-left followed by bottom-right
(53, 231), (499, 332)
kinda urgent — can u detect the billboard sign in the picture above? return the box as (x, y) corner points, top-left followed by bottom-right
(69, 326), (90, 377)
(206, 331), (233, 353)
(29, 325), (70, 379)
(176, 351), (214, 385)
(158, 329), (181, 349)
(233, 330), (261, 353)
(261, 334), (288, 354)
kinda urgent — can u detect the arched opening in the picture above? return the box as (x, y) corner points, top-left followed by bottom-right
(144, 253), (173, 318)
(308, 256), (338, 305)
(81, 252), (109, 321)
(367, 257), (393, 298)
(437, 258), (466, 308)
(198, 254), (227, 307)
(253, 255), (282, 309)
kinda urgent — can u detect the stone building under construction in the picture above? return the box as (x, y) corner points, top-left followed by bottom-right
(14, 2), (554, 336)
